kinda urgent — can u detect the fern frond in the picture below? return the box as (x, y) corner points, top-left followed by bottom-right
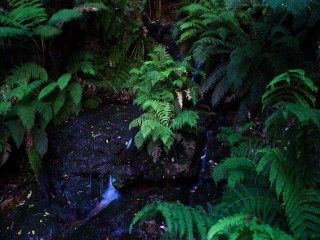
(0, 102), (11, 115)
(155, 102), (174, 127)
(262, 69), (317, 111)
(11, 105), (35, 130)
(66, 52), (96, 76)
(33, 101), (53, 129)
(57, 73), (72, 91)
(213, 157), (256, 188)
(5, 120), (25, 148)
(130, 201), (212, 240)
(53, 92), (66, 115)
(7, 63), (48, 86)
(38, 82), (57, 100)
(26, 147), (41, 181)
(31, 128), (48, 158)
(68, 83), (83, 105)
(129, 113), (154, 129)
(33, 25), (62, 38)
(207, 213), (294, 240)
(171, 110), (199, 130)
(47, 9), (82, 27)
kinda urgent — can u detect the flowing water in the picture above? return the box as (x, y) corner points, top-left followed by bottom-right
(86, 175), (120, 220)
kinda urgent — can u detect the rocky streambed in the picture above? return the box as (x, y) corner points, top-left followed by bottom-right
(0, 103), (226, 240)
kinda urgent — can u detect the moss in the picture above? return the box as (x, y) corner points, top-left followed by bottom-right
(83, 98), (101, 110)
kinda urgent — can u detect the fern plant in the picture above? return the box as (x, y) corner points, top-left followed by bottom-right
(174, 0), (320, 119)
(130, 69), (320, 239)
(0, 54), (95, 179)
(129, 46), (200, 161)
(0, 0), (105, 66)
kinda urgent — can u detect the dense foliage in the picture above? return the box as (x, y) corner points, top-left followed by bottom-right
(130, 69), (320, 239)
(129, 0), (320, 239)
(174, 0), (320, 118)
(1, 0), (320, 238)
(129, 46), (199, 161)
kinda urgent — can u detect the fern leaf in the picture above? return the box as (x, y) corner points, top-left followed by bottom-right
(0, 102), (11, 115)
(53, 92), (66, 115)
(5, 120), (25, 148)
(48, 9), (82, 27)
(26, 147), (41, 181)
(7, 63), (48, 86)
(33, 25), (62, 38)
(13, 105), (35, 130)
(33, 101), (53, 129)
(38, 82), (57, 100)
(68, 83), (83, 105)
(171, 110), (199, 130)
(213, 157), (255, 187)
(155, 102), (174, 127)
(6, 86), (29, 101)
(31, 128), (48, 158)
(0, 27), (29, 38)
(57, 73), (72, 90)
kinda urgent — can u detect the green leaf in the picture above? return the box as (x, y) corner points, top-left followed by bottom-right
(53, 92), (66, 115)
(14, 106), (35, 130)
(48, 9), (82, 26)
(0, 102), (11, 115)
(38, 82), (57, 100)
(57, 73), (72, 90)
(33, 25), (62, 38)
(5, 120), (25, 148)
(68, 83), (83, 105)
(31, 128), (48, 158)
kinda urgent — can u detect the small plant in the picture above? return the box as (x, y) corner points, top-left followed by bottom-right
(129, 46), (200, 161)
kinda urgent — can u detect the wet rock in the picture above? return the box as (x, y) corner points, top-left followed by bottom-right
(47, 104), (198, 189)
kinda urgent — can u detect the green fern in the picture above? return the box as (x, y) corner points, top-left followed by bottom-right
(31, 128), (48, 158)
(66, 52), (96, 76)
(47, 9), (82, 27)
(5, 120), (25, 148)
(129, 46), (199, 161)
(262, 69), (317, 110)
(175, 0), (319, 119)
(68, 83), (83, 105)
(0, 61), (86, 181)
(130, 201), (212, 240)
(38, 83), (58, 100)
(207, 213), (294, 240)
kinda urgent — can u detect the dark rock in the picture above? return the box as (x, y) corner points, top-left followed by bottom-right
(47, 104), (198, 189)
